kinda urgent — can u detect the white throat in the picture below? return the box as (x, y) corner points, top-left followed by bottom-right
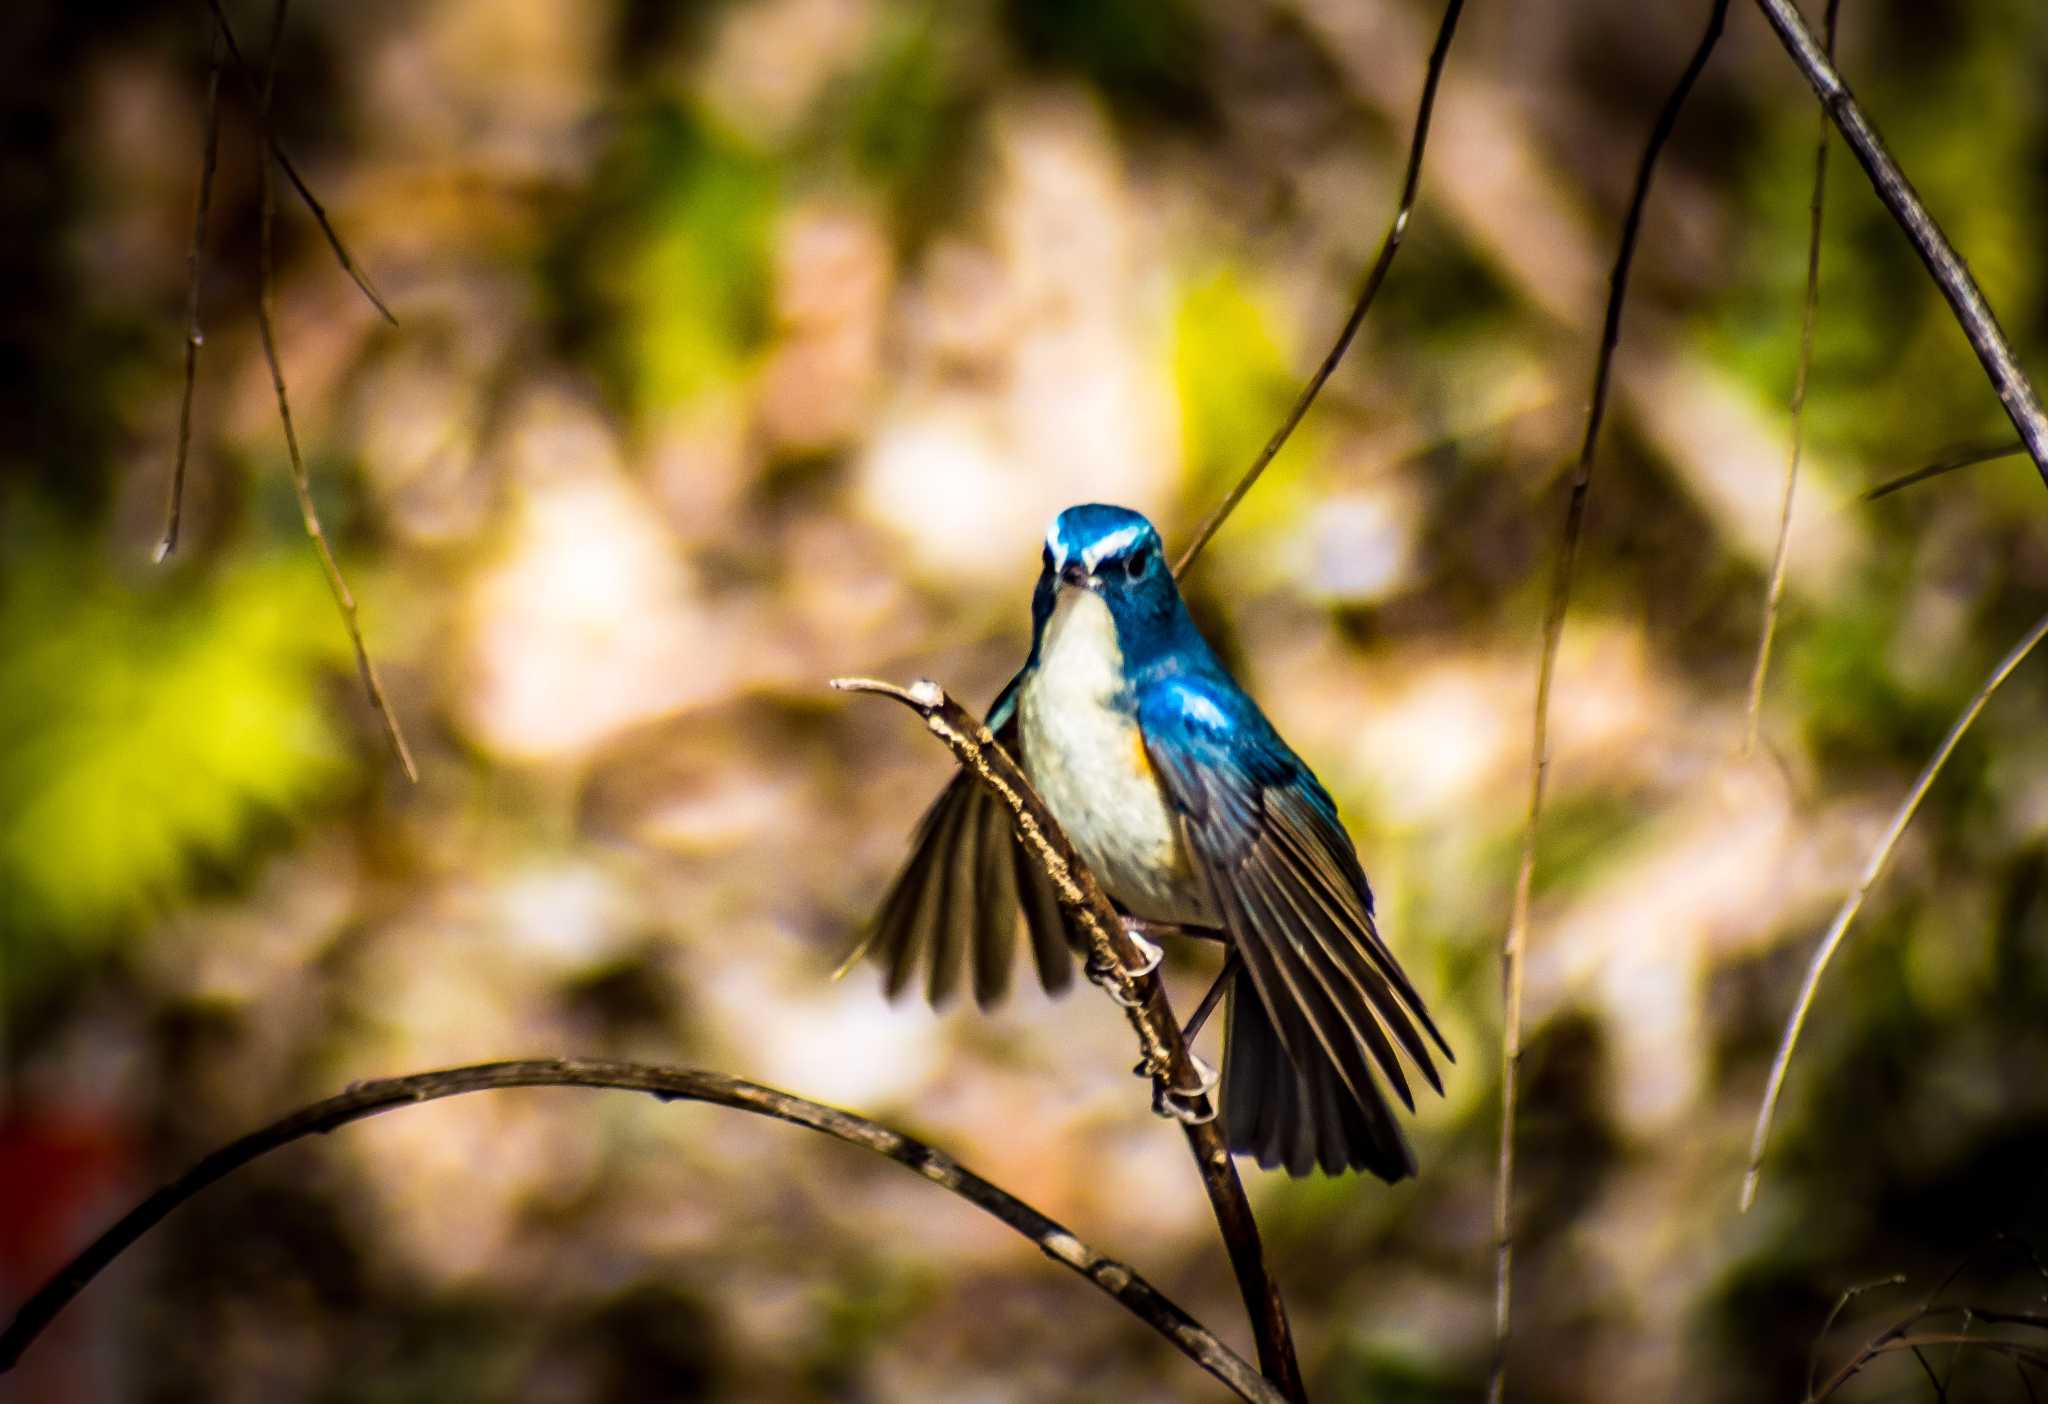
(1017, 586), (1210, 924)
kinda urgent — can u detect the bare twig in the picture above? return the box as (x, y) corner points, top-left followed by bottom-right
(1172, 0), (1465, 581)
(1742, 606), (2048, 1209)
(1863, 438), (2026, 501)
(251, 1), (418, 782)
(156, 25), (224, 563)
(1752, 0), (2048, 488)
(1806, 1259), (2048, 1403)
(1811, 1333), (2048, 1401)
(1809, 1274), (1907, 1397)
(832, 676), (1306, 1402)
(203, 0), (395, 325)
(0, 1059), (1283, 1404)
(1743, 0), (1842, 755)
(1491, 5), (1730, 1399)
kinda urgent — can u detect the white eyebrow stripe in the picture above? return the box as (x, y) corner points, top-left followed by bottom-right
(1080, 523), (1145, 571)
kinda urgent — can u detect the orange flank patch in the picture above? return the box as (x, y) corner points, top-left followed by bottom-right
(1130, 726), (1157, 783)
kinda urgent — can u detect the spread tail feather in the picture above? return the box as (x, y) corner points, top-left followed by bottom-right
(1222, 968), (1416, 1182)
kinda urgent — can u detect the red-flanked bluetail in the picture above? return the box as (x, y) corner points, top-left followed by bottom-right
(846, 505), (1450, 1180)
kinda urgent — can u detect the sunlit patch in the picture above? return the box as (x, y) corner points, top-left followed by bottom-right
(1175, 688), (1228, 730)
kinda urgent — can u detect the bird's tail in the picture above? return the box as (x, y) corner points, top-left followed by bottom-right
(1221, 968), (1417, 1182)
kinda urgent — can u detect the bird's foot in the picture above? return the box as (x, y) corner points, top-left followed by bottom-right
(1118, 921), (1165, 978)
(1085, 955), (1147, 1006)
(1140, 1053), (1219, 1123)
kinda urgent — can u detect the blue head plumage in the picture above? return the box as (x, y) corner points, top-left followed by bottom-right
(1032, 505), (1205, 677)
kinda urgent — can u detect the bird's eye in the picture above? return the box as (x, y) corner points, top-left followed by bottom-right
(1125, 546), (1151, 579)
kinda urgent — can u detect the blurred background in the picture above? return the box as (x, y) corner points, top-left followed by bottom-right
(5, 0), (2048, 1399)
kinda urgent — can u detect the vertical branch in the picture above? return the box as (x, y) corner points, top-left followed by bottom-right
(251, 1), (419, 783)
(156, 24), (224, 563)
(1751, 0), (2048, 488)
(1491, 4), (1731, 1400)
(1743, 0), (1843, 755)
(832, 678), (1306, 1401)
(1173, 0), (1466, 581)
(1741, 606), (2048, 1210)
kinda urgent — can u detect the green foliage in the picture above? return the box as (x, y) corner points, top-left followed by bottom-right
(848, 11), (954, 194)
(1172, 266), (1306, 532)
(0, 546), (350, 963)
(578, 105), (779, 416)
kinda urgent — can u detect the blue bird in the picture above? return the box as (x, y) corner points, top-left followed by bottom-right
(853, 504), (1450, 1179)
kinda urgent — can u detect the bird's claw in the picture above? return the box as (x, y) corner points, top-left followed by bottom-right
(1140, 1052), (1219, 1122)
(1086, 957), (1147, 1006)
(1118, 923), (1164, 978)
(1154, 1080), (1218, 1125)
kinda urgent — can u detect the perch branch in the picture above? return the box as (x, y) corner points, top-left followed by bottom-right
(156, 24), (223, 563)
(1492, 4), (1731, 1400)
(0, 1059), (1283, 1404)
(1743, 0), (1841, 754)
(250, 0), (418, 782)
(1173, 0), (1466, 580)
(1751, 0), (2048, 487)
(832, 676), (1306, 1402)
(1742, 605), (2048, 1209)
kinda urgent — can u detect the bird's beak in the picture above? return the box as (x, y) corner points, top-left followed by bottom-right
(1058, 562), (1094, 591)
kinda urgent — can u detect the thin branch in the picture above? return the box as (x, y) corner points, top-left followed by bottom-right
(1743, 0), (1842, 755)
(832, 676), (1306, 1402)
(1491, 5), (1730, 1399)
(250, 0), (418, 783)
(1751, 0), (2048, 488)
(1809, 1274), (1907, 1398)
(1863, 438), (2026, 502)
(1810, 1333), (2048, 1402)
(156, 24), (224, 563)
(0, 1059), (1284, 1404)
(1742, 605), (2048, 1209)
(204, 0), (396, 325)
(1172, 0), (1466, 580)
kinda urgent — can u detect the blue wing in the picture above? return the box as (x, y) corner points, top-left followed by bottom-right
(1139, 673), (1450, 1177)
(848, 668), (1077, 1007)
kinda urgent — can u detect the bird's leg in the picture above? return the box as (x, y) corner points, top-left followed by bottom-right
(1180, 949), (1240, 1047)
(1124, 916), (1229, 945)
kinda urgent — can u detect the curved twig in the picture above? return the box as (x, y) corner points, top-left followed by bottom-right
(250, 0), (418, 783)
(1744, 0), (1842, 755)
(832, 676), (1307, 1401)
(1742, 605), (2048, 1209)
(1809, 1274), (1907, 1397)
(1811, 1332), (2048, 1402)
(1492, 5), (1730, 1400)
(1863, 439), (2026, 502)
(1173, 0), (1466, 581)
(0, 1059), (1284, 1404)
(1751, 0), (2048, 488)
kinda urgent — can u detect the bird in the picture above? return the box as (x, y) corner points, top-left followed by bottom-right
(847, 504), (1450, 1180)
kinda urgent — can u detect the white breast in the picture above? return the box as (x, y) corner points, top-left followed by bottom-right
(1017, 589), (1212, 924)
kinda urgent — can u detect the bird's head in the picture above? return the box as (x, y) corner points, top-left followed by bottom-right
(1042, 504), (1170, 601)
(1032, 505), (1194, 669)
